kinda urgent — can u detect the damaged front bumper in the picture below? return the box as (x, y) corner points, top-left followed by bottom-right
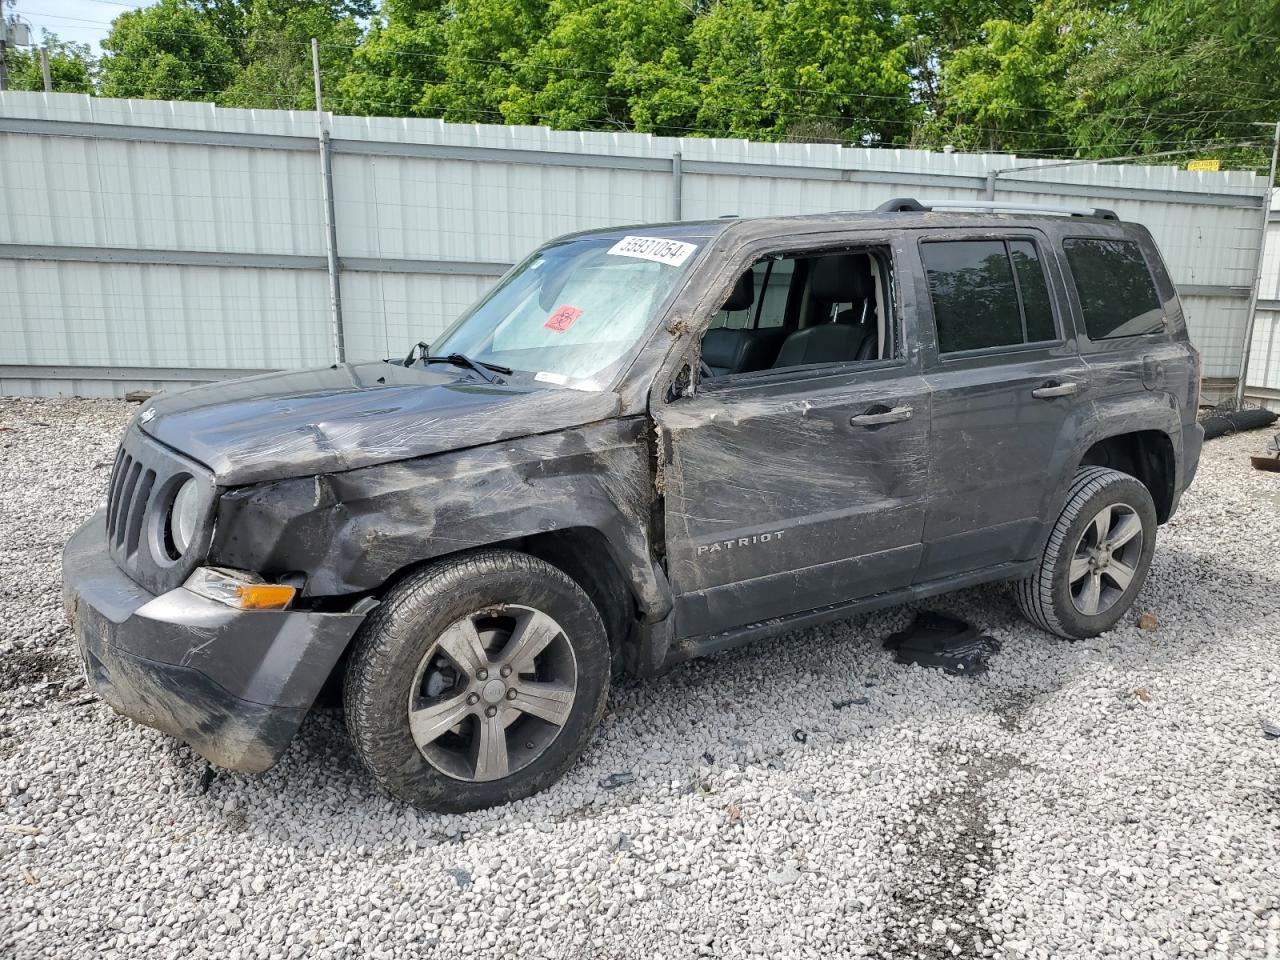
(62, 511), (370, 773)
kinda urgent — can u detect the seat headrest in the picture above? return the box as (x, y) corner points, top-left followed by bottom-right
(722, 268), (755, 313)
(810, 254), (873, 305)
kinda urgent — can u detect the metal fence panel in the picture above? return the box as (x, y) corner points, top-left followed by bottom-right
(0, 91), (1269, 396)
(1247, 198), (1280, 407)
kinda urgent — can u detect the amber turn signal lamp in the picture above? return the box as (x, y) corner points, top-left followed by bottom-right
(184, 567), (299, 611)
(235, 583), (297, 610)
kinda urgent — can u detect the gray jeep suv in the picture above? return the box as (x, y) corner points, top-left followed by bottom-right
(63, 199), (1203, 810)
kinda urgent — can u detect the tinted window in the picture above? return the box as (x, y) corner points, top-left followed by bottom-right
(922, 241), (1024, 352)
(1063, 238), (1163, 339)
(1011, 241), (1056, 343)
(923, 239), (1060, 353)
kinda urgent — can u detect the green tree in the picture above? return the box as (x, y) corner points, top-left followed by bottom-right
(100, 0), (239, 101)
(627, 0), (920, 143)
(90, 0), (1279, 164)
(100, 0), (368, 110)
(500, 0), (692, 130)
(920, 1), (1094, 154)
(217, 2), (364, 110)
(337, 0), (546, 121)
(1066, 0), (1280, 165)
(903, 0), (1037, 105)
(335, 0), (448, 116)
(418, 0), (549, 123)
(919, 0), (1280, 162)
(3, 33), (96, 93)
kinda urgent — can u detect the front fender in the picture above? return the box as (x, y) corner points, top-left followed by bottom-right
(209, 418), (671, 621)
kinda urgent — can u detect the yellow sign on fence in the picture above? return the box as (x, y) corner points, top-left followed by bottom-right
(1186, 159), (1221, 171)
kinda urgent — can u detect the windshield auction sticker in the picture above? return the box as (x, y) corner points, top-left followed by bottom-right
(607, 236), (697, 267)
(544, 304), (582, 333)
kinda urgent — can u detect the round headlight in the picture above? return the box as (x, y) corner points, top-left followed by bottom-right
(170, 478), (201, 555)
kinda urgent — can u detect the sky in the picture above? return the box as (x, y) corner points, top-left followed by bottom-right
(11, 0), (147, 53)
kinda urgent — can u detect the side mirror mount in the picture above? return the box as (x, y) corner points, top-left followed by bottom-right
(666, 363), (693, 402)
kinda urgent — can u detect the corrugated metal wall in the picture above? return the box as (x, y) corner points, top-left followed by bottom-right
(0, 92), (1268, 398)
(1248, 193), (1280, 409)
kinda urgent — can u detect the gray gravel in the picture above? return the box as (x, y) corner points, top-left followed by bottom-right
(2, 396), (1278, 960)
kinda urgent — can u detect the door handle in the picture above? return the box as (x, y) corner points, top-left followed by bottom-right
(1031, 381), (1080, 399)
(849, 405), (913, 427)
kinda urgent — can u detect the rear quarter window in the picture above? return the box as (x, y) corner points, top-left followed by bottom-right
(1063, 238), (1164, 340)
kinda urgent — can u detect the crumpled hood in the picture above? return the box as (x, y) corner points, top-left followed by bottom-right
(137, 362), (621, 485)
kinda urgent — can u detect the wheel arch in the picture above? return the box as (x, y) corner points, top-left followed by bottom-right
(1039, 398), (1182, 536)
(1078, 429), (1176, 523)
(369, 528), (647, 674)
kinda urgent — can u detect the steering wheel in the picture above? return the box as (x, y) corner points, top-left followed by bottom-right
(698, 358), (715, 381)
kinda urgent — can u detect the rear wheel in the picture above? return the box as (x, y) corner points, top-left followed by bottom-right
(343, 550), (610, 812)
(1015, 467), (1157, 639)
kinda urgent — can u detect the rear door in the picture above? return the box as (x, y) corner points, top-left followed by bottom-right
(912, 229), (1091, 581)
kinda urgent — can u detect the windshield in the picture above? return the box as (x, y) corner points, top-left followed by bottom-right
(429, 234), (704, 389)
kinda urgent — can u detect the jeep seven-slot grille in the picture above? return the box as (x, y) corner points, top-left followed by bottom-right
(106, 447), (156, 558)
(103, 426), (216, 595)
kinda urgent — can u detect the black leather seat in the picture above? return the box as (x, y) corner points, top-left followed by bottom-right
(701, 269), (784, 376)
(773, 254), (877, 368)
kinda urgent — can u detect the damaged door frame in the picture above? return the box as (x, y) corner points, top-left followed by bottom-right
(644, 226), (936, 640)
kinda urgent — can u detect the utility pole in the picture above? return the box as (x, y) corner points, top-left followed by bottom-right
(0, 1), (32, 92)
(39, 44), (50, 92)
(312, 37), (346, 364)
(1, 0), (12, 91)
(1235, 120), (1280, 406)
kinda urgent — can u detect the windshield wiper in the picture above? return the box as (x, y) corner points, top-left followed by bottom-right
(402, 342), (511, 384)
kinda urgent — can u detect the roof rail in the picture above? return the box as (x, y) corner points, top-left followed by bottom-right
(875, 197), (1119, 221)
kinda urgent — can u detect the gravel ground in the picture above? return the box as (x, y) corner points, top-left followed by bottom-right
(1, 396), (1278, 960)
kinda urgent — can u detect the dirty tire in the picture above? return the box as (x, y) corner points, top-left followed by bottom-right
(1015, 467), (1157, 640)
(343, 550), (610, 812)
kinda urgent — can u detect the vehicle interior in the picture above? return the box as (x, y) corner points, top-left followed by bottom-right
(699, 247), (895, 378)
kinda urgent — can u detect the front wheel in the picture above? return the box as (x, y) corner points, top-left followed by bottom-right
(343, 550), (610, 812)
(1015, 467), (1157, 639)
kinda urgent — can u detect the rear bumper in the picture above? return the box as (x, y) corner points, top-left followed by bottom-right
(1168, 421), (1204, 519)
(1181, 421), (1203, 491)
(63, 511), (369, 773)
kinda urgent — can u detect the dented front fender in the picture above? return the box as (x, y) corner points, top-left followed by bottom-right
(209, 417), (672, 621)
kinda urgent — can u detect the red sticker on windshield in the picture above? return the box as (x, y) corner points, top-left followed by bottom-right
(544, 305), (582, 333)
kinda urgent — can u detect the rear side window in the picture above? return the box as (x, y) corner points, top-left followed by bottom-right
(1063, 238), (1163, 340)
(921, 239), (1058, 354)
(755, 258), (794, 328)
(707, 258), (795, 330)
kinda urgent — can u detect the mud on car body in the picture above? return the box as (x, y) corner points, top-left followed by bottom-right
(63, 199), (1203, 811)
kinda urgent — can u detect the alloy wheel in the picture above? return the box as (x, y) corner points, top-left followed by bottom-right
(1068, 502), (1144, 617)
(407, 605), (578, 782)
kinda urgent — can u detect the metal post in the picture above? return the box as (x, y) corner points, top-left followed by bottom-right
(39, 46), (51, 92)
(984, 170), (997, 200)
(1234, 119), (1280, 405)
(312, 37), (345, 364)
(671, 151), (682, 221)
